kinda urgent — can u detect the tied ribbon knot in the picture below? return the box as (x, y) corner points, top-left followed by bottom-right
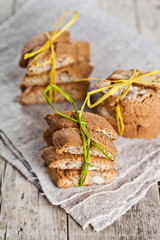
(76, 70), (160, 136)
(44, 85), (116, 187)
(24, 11), (79, 102)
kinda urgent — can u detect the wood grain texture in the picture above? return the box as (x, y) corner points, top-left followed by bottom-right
(0, 157), (67, 240)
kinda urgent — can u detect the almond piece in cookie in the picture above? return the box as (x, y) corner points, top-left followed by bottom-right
(47, 168), (118, 188)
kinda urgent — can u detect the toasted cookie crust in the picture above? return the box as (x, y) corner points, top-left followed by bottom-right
(101, 89), (160, 127)
(98, 103), (160, 139)
(71, 40), (90, 62)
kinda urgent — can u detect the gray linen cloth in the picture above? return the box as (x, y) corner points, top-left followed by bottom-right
(0, 0), (160, 232)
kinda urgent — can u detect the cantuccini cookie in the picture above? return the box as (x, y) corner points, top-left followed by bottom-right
(20, 62), (93, 90)
(71, 40), (90, 62)
(19, 30), (70, 68)
(19, 81), (89, 105)
(96, 69), (160, 139)
(42, 147), (115, 170)
(19, 30), (93, 105)
(47, 168), (118, 188)
(44, 111), (118, 140)
(42, 110), (118, 188)
(50, 127), (117, 159)
(27, 43), (78, 75)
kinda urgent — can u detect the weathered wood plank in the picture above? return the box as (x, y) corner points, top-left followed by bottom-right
(91, 0), (160, 48)
(0, 157), (67, 240)
(68, 184), (160, 240)
(132, 0), (141, 33)
(133, 0), (160, 46)
(90, 0), (137, 29)
(0, 0), (13, 24)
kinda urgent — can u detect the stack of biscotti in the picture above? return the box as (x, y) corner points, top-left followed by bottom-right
(19, 31), (93, 105)
(42, 111), (118, 188)
(96, 69), (160, 139)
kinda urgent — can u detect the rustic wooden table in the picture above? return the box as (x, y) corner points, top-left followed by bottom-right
(0, 0), (160, 239)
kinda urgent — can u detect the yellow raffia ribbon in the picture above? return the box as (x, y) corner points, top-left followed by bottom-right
(76, 70), (160, 136)
(24, 11), (78, 102)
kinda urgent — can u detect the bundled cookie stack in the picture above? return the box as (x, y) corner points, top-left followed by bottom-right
(42, 111), (118, 188)
(97, 69), (160, 139)
(19, 31), (93, 105)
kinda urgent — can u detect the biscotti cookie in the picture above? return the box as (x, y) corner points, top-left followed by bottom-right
(50, 127), (117, 159)
(42, 108), (118, 188)
(107, 69), (160, 92)
(19, 29), (93, 105)
(43, 127), (117, 158)
(43, 127), (55, 147)
(42, 147), (115, 170)
(98, 89), (160, 127)
(19, 30), (70, 68)
(27, 43), (78, 75)
(44, 111), (118, 140)
(71, 40), (90, 62)
(20, 62), (93, 89)
(47, 168), (118, 188)
(96, 69), (160, 139)
(19, 81), (89, 105)
(98, 107), (160, 139)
